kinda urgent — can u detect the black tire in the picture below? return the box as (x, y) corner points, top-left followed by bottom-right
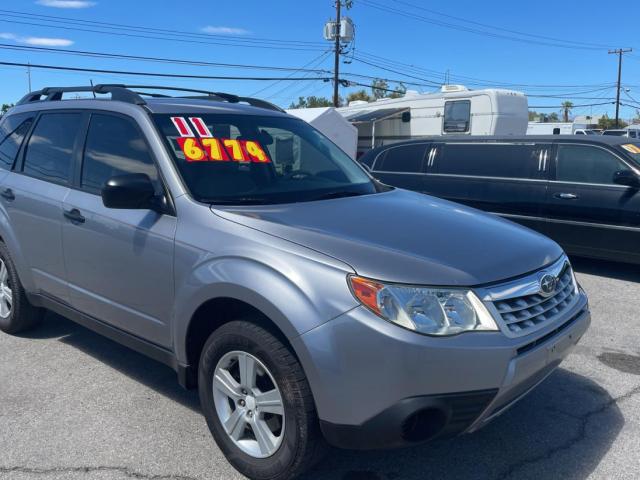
(198, 319), (326, 480)
(0, 241), (44, 334)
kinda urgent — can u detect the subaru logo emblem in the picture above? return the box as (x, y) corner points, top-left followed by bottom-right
(539, 274), (558, 297)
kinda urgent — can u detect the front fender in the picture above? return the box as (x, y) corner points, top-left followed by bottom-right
(0, 198), (35, 293)
(172, 255), (358, 364)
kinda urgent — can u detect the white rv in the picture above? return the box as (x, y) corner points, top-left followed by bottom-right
(526, 122), (574, 135)
(337, 85), (528, 157)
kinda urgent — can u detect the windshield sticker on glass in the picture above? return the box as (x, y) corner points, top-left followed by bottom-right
(621, 143), (640, 154)
(189, 117), (213, 137)
(172, 117), (270, 163)
(171, 117), (194, 137)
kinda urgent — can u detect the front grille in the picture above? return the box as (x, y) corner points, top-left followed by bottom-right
(491, 262), (578, 336)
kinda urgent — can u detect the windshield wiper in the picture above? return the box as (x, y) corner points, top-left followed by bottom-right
(313, 191), (366, 201)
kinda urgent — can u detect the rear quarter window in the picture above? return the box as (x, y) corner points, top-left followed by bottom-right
(373, 144), (428, 173)
(0, 112), (35, 169)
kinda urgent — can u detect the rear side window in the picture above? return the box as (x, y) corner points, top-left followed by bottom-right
(556, 145), (628, 185)
(439, 143), (542, 179)
(443, 101), (471, 133)
(82, 114), (159, 193)
(0, 113), (34, 169)
(374, 144), (428, 173)
(23, 113), (82, 184)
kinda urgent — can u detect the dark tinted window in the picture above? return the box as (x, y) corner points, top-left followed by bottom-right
(23, 113), (82, 184)
(374, 144), (428, 173)
(82, 114), (158, 193)
(556, 145), (628, 184)
(443, 101), (471, 133)
(439, 143), (542, 179)
(0, 113), (34, 169)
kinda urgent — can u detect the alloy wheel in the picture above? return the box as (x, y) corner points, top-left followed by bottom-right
(0, 259), (13, 319)
(212, 350), (285, 458)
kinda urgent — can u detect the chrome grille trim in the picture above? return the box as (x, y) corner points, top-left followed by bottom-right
(475, 256), (579, 338)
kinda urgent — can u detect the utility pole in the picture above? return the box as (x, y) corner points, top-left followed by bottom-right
(609, 48), (632, 128)
(332, 0), (341, 107)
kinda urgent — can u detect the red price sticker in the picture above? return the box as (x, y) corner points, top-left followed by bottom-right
(178, 136), (271, 163)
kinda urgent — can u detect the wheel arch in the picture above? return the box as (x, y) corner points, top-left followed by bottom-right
(186, 296), (296, 367)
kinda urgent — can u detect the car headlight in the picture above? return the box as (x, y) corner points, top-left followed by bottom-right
(349, 276), (499, 336)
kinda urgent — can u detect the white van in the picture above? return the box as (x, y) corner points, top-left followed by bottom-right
(337, 85), (528, 157)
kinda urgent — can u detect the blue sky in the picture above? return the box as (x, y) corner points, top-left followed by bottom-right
(0, 0), (639, 120)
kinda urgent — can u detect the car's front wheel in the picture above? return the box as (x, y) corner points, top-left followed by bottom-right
(198, 320), (326, 480)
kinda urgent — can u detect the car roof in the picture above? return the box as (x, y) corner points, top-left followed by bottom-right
(368, 134), (639, 148)
(143, 98), (288, 116)
(9, 96), (289, 118)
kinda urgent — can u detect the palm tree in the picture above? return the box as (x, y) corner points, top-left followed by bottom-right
(561, 101), (574, 123)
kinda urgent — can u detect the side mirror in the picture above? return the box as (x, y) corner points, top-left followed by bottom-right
(102, 173), (156, 209)
(613, 169), (640, 188)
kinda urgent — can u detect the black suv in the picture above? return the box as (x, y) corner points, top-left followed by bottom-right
(360, 136), (640, 264)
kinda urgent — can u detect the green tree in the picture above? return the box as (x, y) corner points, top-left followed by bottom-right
(561, 101), (574, 123)
(288, 96), (334, 109)
(1, 103), (14, 115)
(598, 114), (628, 129)
(388, 82), (407, 99)
(548, 112), (559, 122)
(346, 90), (372, 103)
(371, 78), (389, 100)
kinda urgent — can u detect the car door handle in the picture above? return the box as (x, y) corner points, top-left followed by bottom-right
(554, 193), (579, 200)
(0, 188), (15, 201)
(63, 208), (85, 224)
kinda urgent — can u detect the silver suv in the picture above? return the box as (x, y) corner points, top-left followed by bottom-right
(0, 85), (590, 480)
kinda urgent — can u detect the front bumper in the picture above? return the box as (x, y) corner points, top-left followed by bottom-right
(292, 292), (590, 449)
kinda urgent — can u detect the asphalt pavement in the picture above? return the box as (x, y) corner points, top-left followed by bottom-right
(1, 257), (639, 480)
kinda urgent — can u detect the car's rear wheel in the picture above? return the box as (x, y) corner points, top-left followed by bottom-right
(0, 242), (43, 334)
(198, 320), (326, 480)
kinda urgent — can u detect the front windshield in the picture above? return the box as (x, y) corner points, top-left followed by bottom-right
(154, 114), (378, 205)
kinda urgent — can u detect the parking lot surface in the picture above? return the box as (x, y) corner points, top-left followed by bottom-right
(0, 257), (639, 480)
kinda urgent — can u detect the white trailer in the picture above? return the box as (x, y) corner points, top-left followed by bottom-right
(527, 122), (574, 135)
(286, 107), (358, 159)
(337, 85), (528, 157)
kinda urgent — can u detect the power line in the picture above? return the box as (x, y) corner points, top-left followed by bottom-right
(0, 9), (326, 48)
(354, 50), (618, 90)
(351, 56), (442, 85)
(357, 0), (617, 51)
(0, 61), (333, 82)
(387, 0), (622, 50)
(0, 43), (333, 73)
(529, 102), (614, 109)
(0, 17), (326, 52)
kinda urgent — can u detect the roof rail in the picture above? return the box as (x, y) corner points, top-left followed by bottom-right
(17, 85), (146, 105)
(16, 84), (284, 112)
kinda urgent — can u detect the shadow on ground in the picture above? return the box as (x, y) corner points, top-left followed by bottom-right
(306, 369), (623, 480)
(23, 309), (623, 480)
(21, 312), (201, 412)
(571, 256), (640, 283)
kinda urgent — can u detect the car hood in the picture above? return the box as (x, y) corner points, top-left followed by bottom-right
(212, 189), (563, 286)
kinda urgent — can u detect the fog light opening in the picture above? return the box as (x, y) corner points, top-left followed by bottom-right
(401, 408), (448, 443)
